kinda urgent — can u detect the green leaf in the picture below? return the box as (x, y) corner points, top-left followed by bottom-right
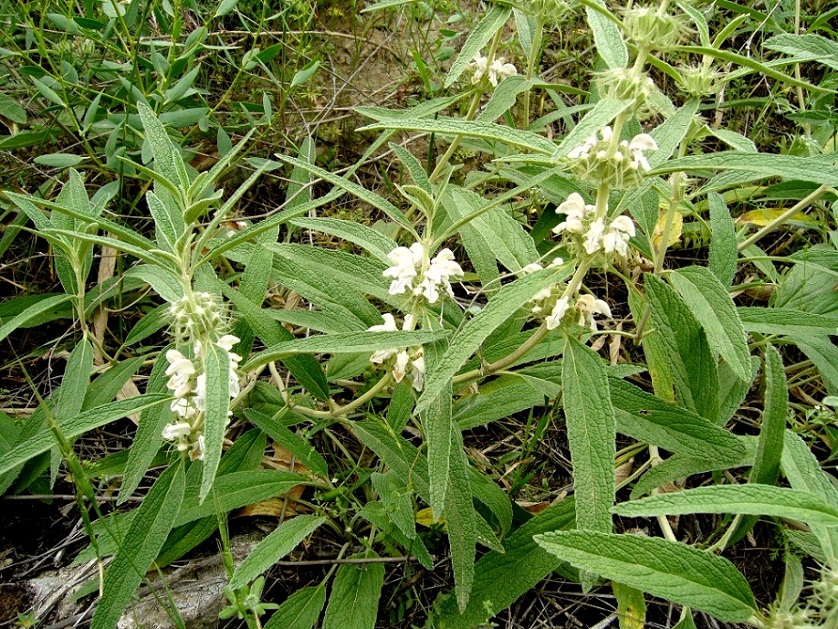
(245, 409), (328, 479)
(175, 470), (307, 526)
(444, 6), (511, 88)
(644, 274), (719, 421)
(264, 584), (327, 629)
(750, 346), (787, 487)
(738, 308), (838, 337)
(668, 266), (750, 382)
(613, 581), (646, 629)
(630, 451), (752, 499)
(291, 59), (321, 88)
(562, 338), (615, 536)
(781, 430), (838, 564)
(445, 425), (477, 612)
(34, 153), (85, 168)
(426, 374), (455, 520)
(553, 98), (633, 160)
(200, 342), (230, 503)
(125, 264), (183, 303)
(119, 352), (176, 502)
(708, 192), (738, 287)
(146, 191), (183, 251)
(322, 554), (385, 629)
(416, 265), (569, 415)
(535, 531), (757, 623)
(762, 33), (838, 71)
(649, 99), (699, 168)
(584, 0), (627, 69)
(0, 93), (27, 124)
(230, 515), (325, 589)
(244, 330), (448, 372)
(653, 152), (838, 185)
(290, 217), (396, 263)
(371, 472), (416, 540)
(91, 459), (185, 629)
(137, 102), (189, 192)
(0, 294), (73, 345)
(613, 484), (838, 527)
(435, 498), (577, 628)
(0, 395), (168, 476)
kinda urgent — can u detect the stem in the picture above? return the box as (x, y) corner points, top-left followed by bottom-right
(522, 20), (544, 129)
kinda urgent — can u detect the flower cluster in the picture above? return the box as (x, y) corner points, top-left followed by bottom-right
(468, 52), (517, 87)
(384, 243), (464, 304)
(543, 293), (612, 332)
(552, 193), (636, 257)
(162, 334), (242, 461)
(367, 314), (425, 391)
(564, 126), (658, 187)
(169, 292), (226, 341)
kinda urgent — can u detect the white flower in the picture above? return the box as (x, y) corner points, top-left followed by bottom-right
(392, 350), (410, 383)
(384, 243), (424, 295)
(418, 248), (463, 303)
(567, 133), (597, 160)
(575, 294), (612, 332)
(162, 422), (192, 440)
(488, 57), (517, 86)
(468, 52), (490, 84)
(189, 435), (206, 461)
(554, 193), (595, 235)
(217, 334), (239, 352)
(545, 296), (571, 330)
(583, 218), (606, 254)
(368, 314), (401, 363)
(627, 133), (658, 171)
(193, 373), (207, 412)
(602, 215), (636, 256)
(521, 263), (544, 274)
(409, 354), (425, 391)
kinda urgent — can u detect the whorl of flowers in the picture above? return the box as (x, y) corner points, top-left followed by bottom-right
(552, 193), (636, 257)
(383, 242), (464, 305)
(564, 126), (659, 187)
(367, 314), (425, 391)
(468, 52), (517, 87)
(163, 291), (242, 461)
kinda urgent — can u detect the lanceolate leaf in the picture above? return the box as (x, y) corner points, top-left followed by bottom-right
(653, 152), (838, 184)
(264, 584), (327, 629)
(444, 424), (477, 612)
(444, 5), (511, 88)
(535, 531), (757, 623)
(0, 294), (73, 345)
(200, 342), (230, 503)
(668, 266), (750, 382)
(562, 337), (615, 536)
(613, 484), (838, 527)
(91, 459), (186, 629)
(426, 374), (455, 520)
(584, 0), (628, 69)
(708, 192), (738, 287)
(0, 395), (169, 476)
(322, 554), (385, 629)
(230, 515), (326, 589)
(750, 346), (787, 487)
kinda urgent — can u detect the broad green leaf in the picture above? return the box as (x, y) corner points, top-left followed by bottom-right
(653, 152), (838, 185)
(83, 357), (145, 410)
(119, 352), (174, 502)
(454, 375), (549, 430)
(668, 266), (750, 382)
(609, 378), (745, 462)
(718, 357), (758, 426)
(416, 265), (569, 415)
(125, 264), (183, 304)
(630, 451), (751, 499)
(359, 117), (558, 156)
(51, 338), (94, 484)
(244, 330), (448, 372)
(230, 515), (325, 589)
(738, 308), (838, 337)
(535, 531), (757, 623)
(322, 554), (385, 629)
(584, 0), (627, 69)
(444, 416), (477, 612)
(781, 431), (838, 564)
(175, 470), (307, 526)
(264, 584), (327, 629)
(644, 274), (719, 421)
(444, 6), (511, 88)
(0, 294), (73, 345)
(763, 33), (838, 71)
(435, 498), (577, 628)
(0, 395), (168, 476)
(613, 484), (838, 527)
(563, 338), (614, 536)
(386, 380), (415, 432)
(477, 76), (534, 123)
(708, 192), (738, 287)
(146, 191), (183, 251)
(200, 343), (230, 503)
(371, 472), (416, 540)
(91, 459), (185, 629)
(0, 93), (27, 124)
(291, 59), (320, 88)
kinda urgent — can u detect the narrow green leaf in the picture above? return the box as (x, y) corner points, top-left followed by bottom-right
(0, 294), (73, 345)
(322, 554), (385, 629)
(708, 192), (738, 287)
(668, 266), (750, 382)
(200, 342), (230, 503)
(416, 265), (569, 415)
(0, 395), (168, 476)
(91, 460), (185, 629)
(562, 337), (615, 536)
(426, 375), (454, 520)
(653, 152), (838, 185)
(750, 346), (787, 486)
(245, 409), (328, 479)
(137, 102), (188, 192)
(34, 153), (85, 168)
(230, 515), (325, 589)
(445, 433), (477, 613)
(738, 308), (838, 337)
(649, 99), (700, 168)
(289, 217), (396, 263)
(584, 0), (627, 69)
(125, 264), (183, 303)
(444, 6), (511, 88)
(244, 330), (448, 373)
(630, 451), (751, 499)
(435, 498), (577, 628)
(264, 584), (326, 629)
(613, 484), (838, 527)
(535, 531), (757, 623)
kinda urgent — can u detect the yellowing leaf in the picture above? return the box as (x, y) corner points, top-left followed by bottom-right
(416, 507), (444, 528)
(738, 208), (813, 226)
(652, 211), (683, 250)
